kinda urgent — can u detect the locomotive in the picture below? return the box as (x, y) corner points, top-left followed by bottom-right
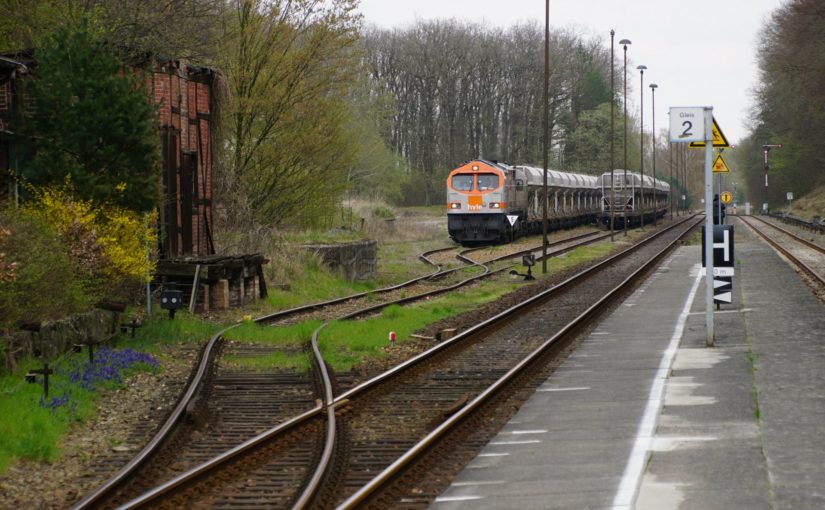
(446, 159), (601, 244)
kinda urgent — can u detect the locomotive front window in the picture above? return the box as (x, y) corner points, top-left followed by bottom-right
(452, 174), (474, 191)
(476, 173), (499, 191)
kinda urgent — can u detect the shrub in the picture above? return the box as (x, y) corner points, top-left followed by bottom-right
(0, 209), (90, 328)
(22, 182), (157, 301)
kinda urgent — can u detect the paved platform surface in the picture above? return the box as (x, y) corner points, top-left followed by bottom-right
(431, 217), (825, 509)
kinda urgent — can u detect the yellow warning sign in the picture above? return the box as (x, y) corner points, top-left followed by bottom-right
(712, 155), (730, 173)
(689, 117), (730, 148)
(721, 191), (732, 204)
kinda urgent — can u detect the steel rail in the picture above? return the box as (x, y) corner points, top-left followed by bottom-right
(746, 215), (825, 254)
(114, 407), (324, 509)
(292, 322), (337, 509)
(255, 246), (452, 325)
(740, 216), (825, 286)
(340, 232), (611, 320)
(336, 216), (702, 509)
(70, 323), (238, 510)
(114, 322), (339, 509)
(109, 230), (614, 507)
(75, 226), (655, 508)
(71, 245), (456, 508)
(333, 216), (696, 411)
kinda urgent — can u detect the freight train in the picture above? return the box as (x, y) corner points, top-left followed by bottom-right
(446, 159), (669, 244)
(597, 170), (670, 228)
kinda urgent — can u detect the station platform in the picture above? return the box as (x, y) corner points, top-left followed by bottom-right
(431, 217), (825, 509)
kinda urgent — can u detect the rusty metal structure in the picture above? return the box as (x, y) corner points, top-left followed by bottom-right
(0, 51), (216, 258)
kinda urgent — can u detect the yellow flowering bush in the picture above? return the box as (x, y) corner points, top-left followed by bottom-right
(22, 182), (157, 297)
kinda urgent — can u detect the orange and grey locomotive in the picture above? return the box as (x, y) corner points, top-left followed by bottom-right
(446, 159), (601, 244)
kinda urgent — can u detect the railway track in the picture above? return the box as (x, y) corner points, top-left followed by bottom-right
(100, 216), (698, 509)
(738, 215), (825, 288)
(71, 230), (604, 509)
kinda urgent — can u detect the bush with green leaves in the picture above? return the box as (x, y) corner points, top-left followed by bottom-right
(0, 209), (91, 329)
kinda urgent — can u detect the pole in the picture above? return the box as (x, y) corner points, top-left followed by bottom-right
(669, 139), (673, 219)
(542, 0), (549, 273)
(639, 66), (645, 229)
(651, 84), (657, 226)
(609, 30), (615, 242)
(703, 108), (715, 347)
(622, 42), (629, 236)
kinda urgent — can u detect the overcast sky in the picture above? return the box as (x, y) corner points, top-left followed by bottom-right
(357, 0), (783, 145)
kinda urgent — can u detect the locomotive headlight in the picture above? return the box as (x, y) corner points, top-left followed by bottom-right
(449, 202), (461, 209)
(489, 202), (501, 209)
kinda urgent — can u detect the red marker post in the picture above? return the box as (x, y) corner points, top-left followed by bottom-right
(388, 331), (396, 348)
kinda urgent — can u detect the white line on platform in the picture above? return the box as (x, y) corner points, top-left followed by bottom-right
(489, 439), (541, 445)
(593, 331), (612, 335)
(435, 495), (484, 502)
(537, 386), (590, 392)
(687, 308), (754, 316)
(478, 452), (510, 457)
(451, 480), (507, 487)
(508, 429), (547, 434)
(611, 263), (703, 510)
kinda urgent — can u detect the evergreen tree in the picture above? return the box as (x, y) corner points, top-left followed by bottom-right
(19, 20), (159, 212)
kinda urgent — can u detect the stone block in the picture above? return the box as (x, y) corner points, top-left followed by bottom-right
(210, 279), (229, 310)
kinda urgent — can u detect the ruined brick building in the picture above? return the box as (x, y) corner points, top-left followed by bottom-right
(0, 51), (217, 258)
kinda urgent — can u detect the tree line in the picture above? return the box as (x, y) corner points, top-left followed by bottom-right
(733, 0), (825, 209)
(362, 20), (643, 204)
(2, 1), (656, 234)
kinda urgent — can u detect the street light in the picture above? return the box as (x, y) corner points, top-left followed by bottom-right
(650, 82), (658, 226)
(542, 0), (549, 272)
(637, 64), (647, 228)
(619, 38), (631, 235)
(609, 29), (616, 242)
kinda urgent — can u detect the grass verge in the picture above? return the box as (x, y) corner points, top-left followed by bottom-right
(0, 348), (159, 473)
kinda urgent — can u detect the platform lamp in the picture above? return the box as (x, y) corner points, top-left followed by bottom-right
(609, 29), (616, 242)
(620, 38), (631, 235)
(650, 82), (658, 225)
(637, 64), (647, 228)
(542, 0), (550, 273)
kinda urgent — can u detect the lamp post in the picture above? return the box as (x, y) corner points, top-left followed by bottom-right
(609, 29), (615, 242)
(542, 0), (549, 273)
(649, 82), (658, 226)
(637, 64), (647, 228)
(619, 38), (631, 235)
(668, 138), (673, 219)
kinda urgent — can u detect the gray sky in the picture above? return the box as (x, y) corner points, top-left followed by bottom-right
(357, 0), (783, 145)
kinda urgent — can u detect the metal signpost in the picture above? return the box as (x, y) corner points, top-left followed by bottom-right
(670, 106), (715, 346)
(762, 144), (782, 190)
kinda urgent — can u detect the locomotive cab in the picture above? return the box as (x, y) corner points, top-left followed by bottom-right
(447, 160), (520, 243)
